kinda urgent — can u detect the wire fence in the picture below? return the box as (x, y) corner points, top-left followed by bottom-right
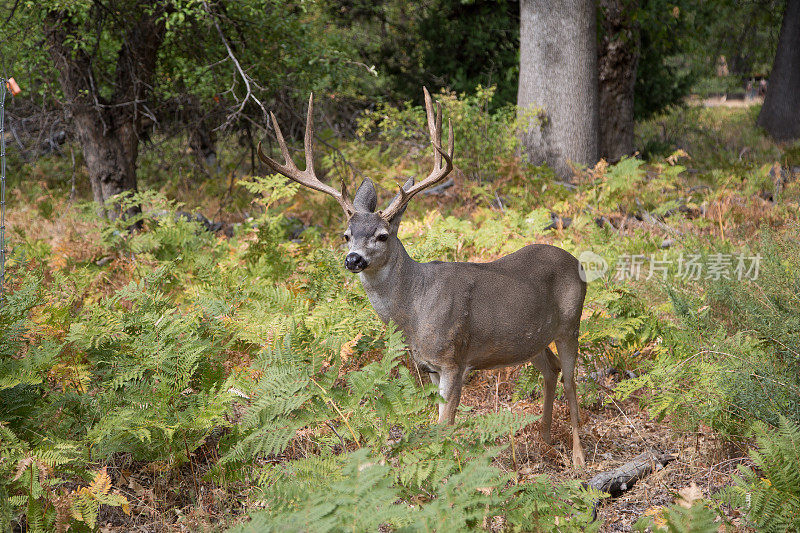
(0, 78), (6, 304)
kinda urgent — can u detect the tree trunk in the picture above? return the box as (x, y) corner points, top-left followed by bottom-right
(518, 0), (599, 180)
(45, 8), (165, 219)
(597, 0), (639, 162)
(757, 0), (800, 141)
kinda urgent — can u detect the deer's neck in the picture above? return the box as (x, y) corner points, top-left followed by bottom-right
(358, 239), (422, 326)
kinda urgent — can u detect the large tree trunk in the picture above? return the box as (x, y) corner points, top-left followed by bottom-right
(597, 0), (639, 162)
(757, 0), (800, 141)
(45, 8), (164, 219)
(518, 0), (599, 180)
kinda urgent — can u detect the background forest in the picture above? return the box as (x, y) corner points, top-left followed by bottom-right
(1, 0), (800, 531)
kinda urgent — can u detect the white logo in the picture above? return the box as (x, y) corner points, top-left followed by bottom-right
(578, 251), (608, 282)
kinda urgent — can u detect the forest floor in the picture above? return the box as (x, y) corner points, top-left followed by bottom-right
(459, 367), (747, 532)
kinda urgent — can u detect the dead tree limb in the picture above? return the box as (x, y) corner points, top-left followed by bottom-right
(586, 449), (677, 520)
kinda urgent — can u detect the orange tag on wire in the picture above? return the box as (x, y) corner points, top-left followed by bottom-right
(5, 77), (20, 96)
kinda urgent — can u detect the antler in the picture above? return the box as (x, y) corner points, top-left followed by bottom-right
(257, 94), (355, 217)
(380, 87), (454, 222)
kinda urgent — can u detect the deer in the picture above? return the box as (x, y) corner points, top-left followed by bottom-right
(257, 89), (587, 467)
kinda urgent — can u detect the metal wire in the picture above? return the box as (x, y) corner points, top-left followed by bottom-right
(0, 77), (6, 304)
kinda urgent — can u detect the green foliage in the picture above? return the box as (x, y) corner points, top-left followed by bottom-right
(218, 321), (434, 474)
(636, 106), (783, 170)
(240, 174), (302, 277)
(0, 193), (239, 527)
(0, 426), (129, 532)
(582, 154), (688, 215)
(2, 102), (798, 529)
(633, 0), (703, 120)
(326, 0), (520, 109)
(4, 0), (368, 117)
(720, 417), (800, 533)
(328, 0), (731, 120)
(238, 449), (405, 532)
(236, 426), (602, 532)
(616, 231), (800, 436)
(512, 364), (543, 402)
(353, 86), (520, 185)
(684, 0), (785, 85)
(581, 285), (661, 363)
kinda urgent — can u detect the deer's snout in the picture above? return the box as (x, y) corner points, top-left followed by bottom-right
(345, 252), (369, 273)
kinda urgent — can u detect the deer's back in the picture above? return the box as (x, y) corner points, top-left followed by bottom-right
(489, 244), (585, 297)
(410, 244), (586, 371)
(471, 242), (585, 332)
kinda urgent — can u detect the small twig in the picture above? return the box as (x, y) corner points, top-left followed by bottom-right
(183, 436), (201, 501)
(325, 421), (346, 450)
(495, 371), (500, 413)
(309, 377), (360, 445)
(607, 396), (650, 450)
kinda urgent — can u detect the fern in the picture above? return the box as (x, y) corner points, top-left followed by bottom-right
(633, 502), (719, 533)
(234, 448), (402, 533)
(720, 417), (800, 532)
(237, 443), (599, 533)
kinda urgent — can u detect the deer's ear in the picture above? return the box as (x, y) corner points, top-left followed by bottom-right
(387, 177), (415, 231)
(353, 178), (377, 213)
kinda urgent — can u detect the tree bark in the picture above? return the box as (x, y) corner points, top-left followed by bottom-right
(45, 7), (165, 219)
(518, 0), (599, 180)
(757, 0), (800, 141)
(597, 0), (639, 162)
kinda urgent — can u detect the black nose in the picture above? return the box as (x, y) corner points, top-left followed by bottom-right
(345, 252), (368, 272)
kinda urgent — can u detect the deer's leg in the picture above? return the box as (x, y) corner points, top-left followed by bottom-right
(428, 372), (440, 387)
(531, 348), (558, 445)
(437, 367), (465, 425)
(555, 337), (586, 468)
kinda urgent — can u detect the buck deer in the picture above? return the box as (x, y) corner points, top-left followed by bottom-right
(258, 89), (587, 467)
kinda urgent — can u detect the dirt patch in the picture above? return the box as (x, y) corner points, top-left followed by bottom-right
(459, 365), (747, 531)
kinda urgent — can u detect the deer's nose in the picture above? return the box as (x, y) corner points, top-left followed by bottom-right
(345, 252), (368, 272)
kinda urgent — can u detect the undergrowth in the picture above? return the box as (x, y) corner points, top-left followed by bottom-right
(2, 95), (799, 531)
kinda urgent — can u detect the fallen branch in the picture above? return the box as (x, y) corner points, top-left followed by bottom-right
(641, 211), (684, 236)
(586, 449), (677, 520)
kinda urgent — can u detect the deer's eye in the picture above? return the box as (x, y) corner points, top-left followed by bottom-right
(376, 233), (389, 242)
(343, 234), (350, 242)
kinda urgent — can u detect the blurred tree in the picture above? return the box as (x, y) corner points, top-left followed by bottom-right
(327, 0), (520, 109)
(1, 0), (365, 217)
(631, 2), (693, 120)
(517, 0), (599, 179)
(695, 0), (785, 80)
(326, 0), (734, 167)
(758, 0), (800, 141)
